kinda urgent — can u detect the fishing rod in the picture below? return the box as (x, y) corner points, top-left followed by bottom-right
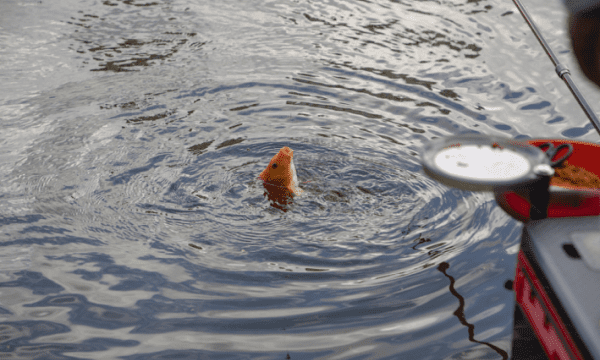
(512, 0), (600, 137)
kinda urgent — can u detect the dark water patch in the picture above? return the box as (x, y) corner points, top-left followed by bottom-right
(0, 271), (64, 295)
(0, 215), (45, 227)
(494, 124), (512, 131)
(108, 154), (171, 185)
(230, 103), (259, 112)
(291, 76), (415, 102)
(1, 332), (138, 360)
(70, 262), (202, 293)
(547, 116), (565, 124)
(27, 294), (145, 330)
(503, 90), (524, 101)
(101, 101), (139, 110)
(110, 105), (168, 120)
(0, 306), (11, 315)
(562, 123), (594, 138)
(520, 101), (551, 111)
(18, 225), (71, 235)
(0, 236), (105, 248)
(146, 240), (190, 257)
(122, 349), (303, 360)
(127, 110), (175, 124)
(176, 82), (343, 103)
(0, 321), (69, 347)
(188, 140), (214, 155)
(440, 89), (460, 99)
(101, 0), (159, 6)
(215, 138), (245, 150)
(286, 101), (383, 119)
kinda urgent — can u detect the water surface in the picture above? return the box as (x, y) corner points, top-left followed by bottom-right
(1, 0), (598, 358)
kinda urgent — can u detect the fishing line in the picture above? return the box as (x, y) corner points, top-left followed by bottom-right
(512, 0), (600, 137)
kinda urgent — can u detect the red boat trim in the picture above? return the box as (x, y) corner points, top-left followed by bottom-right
(515, 250), (584, 360)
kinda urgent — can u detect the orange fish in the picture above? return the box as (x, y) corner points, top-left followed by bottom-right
(259, 146), (302, 204)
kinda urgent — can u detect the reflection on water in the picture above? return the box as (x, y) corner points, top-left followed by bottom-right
(0, 0), (596, 358)
(438, 262), (508, 360)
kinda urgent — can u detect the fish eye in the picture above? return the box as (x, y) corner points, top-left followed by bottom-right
(272, 163), (278, 169)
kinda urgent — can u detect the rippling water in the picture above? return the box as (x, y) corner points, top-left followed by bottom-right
(2, 0), (599, 358)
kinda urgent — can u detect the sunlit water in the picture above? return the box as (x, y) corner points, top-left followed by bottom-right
(1, 0), (599, 358)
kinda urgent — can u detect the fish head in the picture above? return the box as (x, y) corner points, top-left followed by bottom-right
(259, 146), (302, 196)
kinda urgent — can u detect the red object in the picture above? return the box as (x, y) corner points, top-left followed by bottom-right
(514, 250), (585, 360)
(495, 139), (600, 221)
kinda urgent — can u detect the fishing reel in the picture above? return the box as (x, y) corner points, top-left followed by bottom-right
(421, 133), (600, 222)
(421, 134), (556, 221)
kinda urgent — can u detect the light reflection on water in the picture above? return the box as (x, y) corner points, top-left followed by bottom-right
(1, 0), (597, 358)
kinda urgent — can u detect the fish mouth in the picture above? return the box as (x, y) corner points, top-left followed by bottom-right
(280, 146), (293, 156)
